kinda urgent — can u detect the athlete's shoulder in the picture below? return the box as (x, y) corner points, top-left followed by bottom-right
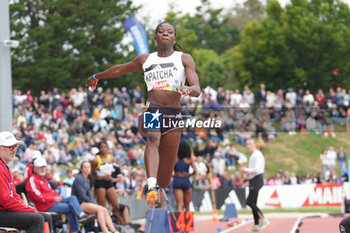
(181, 52), (195, 60)
(181, 52), (195, 66)
(135, 54), (150, 64)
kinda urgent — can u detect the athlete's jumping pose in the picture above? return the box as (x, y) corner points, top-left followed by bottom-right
(86, 22), (200, 207)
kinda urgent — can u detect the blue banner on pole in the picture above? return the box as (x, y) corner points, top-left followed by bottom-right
(124, 17), (150, 55)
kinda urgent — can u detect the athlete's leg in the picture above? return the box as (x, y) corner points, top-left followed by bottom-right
(184, 188), (192, 211)
(138, 114), (161, 184)
(106, 187), (120, 216)
(144, 132), (161, 179)
(174, 188), (184, 212)
(157, 130), (181, 188)
(95, 188), (107, 207)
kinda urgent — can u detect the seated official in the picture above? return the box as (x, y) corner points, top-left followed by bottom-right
(0, 131), (45, 233)
(26, 157), (95, 233)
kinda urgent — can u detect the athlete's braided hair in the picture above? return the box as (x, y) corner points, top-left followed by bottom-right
(178, 140), (192, 159)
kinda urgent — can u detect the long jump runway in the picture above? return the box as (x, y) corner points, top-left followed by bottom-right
(191, 215), (344, 233)
(192, 217), (298, 233)
(140, 213), (344, 233)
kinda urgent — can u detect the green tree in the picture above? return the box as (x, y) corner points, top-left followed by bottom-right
(164, 0), (241, 55)
(192, 49), (226, 88)
(231, 0), (350, 91)
(227, 0), (265, 30)
(10, 0), (138, 93)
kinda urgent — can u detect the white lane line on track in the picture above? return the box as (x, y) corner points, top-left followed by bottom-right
(290, 216), (303, 233)
(220, 220), (254, 233)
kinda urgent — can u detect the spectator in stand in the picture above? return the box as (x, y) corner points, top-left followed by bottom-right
(274, 172), (284, 185)
(290, 172), (299, 185)
(193, 156), (210, 190)
(211, 151), (226, 177)
(303, 89), (315, 106)
(282, 171), (291, 185)
(327, 88), (337, 104)
(70, 87), (85, 109)
(336, 87), (345, 107)
(62, 169), (75, 187)
(243, 85), (255, 107)
(276, 89), (284, 103)
(256, 83), (267, 106)
(344, 89), (350, 108)
(337, 146), (347, 177)
(256, 132), (266, 150)
(94, 87), (105, 106)
(315, 89), (326, 107)
(230, 89), (243, 107)
(315, 172), (323, 184)
(229, 172), (244, 188)
(132, 85), (144, 106)
(24, 149), (41, 182)
(222, 144), (239, 170)
(327, 146), (337, 173)
(26, 157), (95, 233)
(296, 88), (304, 106)
(72, 161), (120, 233)
(285, 88), (297, 107)
(320, 148), (329, 180)
(0, 131), (45, 233)
(51, 87), (61, 110)
(119, 87), (130, 108)
(306, 115), (323, 135)
(235, 127), (251, 147)
(281, 107), (296, 135)
(267, 176), (276, 186)
(265, 91), (276, 108)
(216, 87), (226, 105)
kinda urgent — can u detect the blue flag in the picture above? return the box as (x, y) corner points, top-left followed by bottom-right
(124, 17), (150, 55)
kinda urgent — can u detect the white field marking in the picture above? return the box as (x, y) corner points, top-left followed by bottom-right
(220, 219), (254, 233)
(290, 216), (303, 233)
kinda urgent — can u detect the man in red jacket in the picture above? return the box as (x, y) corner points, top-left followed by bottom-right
(0, 131), (45, 233)
(26, 157), (95, 233)
(24, 149), (41, 182)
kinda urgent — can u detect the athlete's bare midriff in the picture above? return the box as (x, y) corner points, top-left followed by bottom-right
(147, 90), (181, 108)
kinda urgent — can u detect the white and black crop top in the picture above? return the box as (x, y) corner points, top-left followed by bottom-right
(143, 51), (186, 92)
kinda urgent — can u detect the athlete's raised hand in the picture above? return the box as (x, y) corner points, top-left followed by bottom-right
(86, 76), (99, 90)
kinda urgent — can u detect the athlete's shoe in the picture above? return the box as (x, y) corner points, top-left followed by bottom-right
(247, 225), (260, 232)
(258, 219), (270, 229)
(143, 184), (159, 207)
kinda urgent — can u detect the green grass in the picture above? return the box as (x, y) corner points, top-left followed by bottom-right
(232, 123), (350, 177)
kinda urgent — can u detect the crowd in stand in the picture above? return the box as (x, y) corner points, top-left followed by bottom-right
(7, 84), (350, 205)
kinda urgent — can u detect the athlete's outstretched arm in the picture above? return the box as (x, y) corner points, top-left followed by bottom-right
(86, 54), (148, 90)
(179, 53), (200, 97)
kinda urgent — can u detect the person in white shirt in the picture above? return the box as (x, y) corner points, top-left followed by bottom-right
(285, 88), (297, 107)
(243, 85), (255, 107)
(230, 89), (243, 107)
(327, 146), (337, 172)
(240, 138), (269, 231)
(303, 89), (315, 106)
(211, 152), (226, 176)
